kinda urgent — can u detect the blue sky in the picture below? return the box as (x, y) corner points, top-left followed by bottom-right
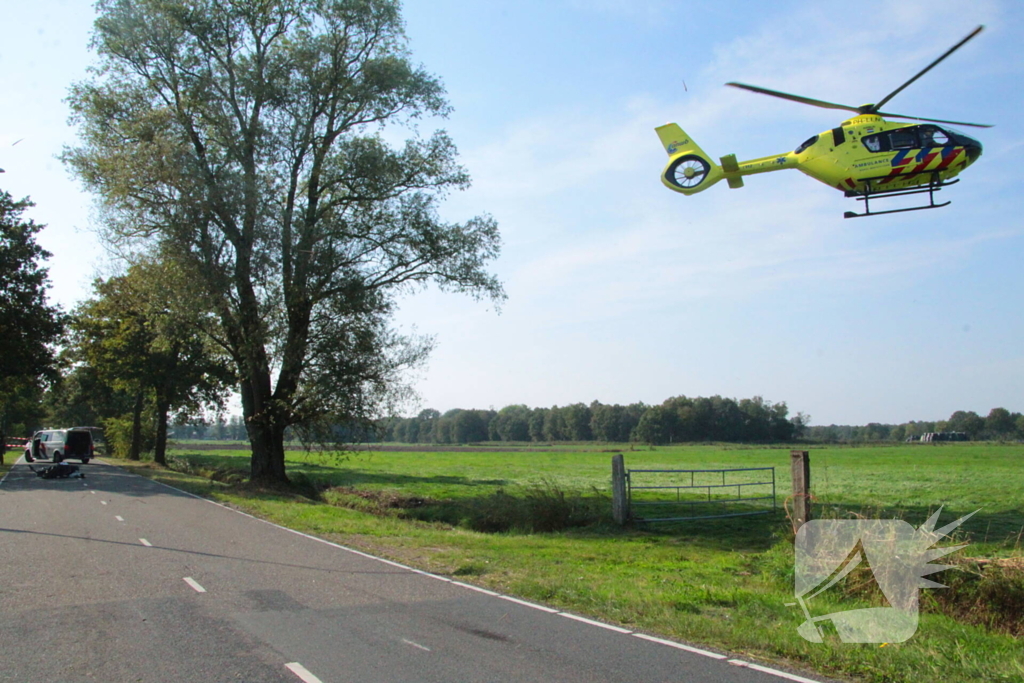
(1, 0), (1021, 425)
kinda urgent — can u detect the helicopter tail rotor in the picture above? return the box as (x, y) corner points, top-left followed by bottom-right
(656, 124), (723, 194)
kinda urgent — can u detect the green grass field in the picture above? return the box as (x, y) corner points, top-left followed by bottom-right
(119, 442), (1023, 683)
(0, 447), (15, 480)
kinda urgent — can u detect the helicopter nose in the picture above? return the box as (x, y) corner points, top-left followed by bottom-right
(955, 132), (983, 162)
(964, 138), (983, 162)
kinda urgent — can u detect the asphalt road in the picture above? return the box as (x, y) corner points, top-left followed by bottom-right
(0, 458), (828, 683)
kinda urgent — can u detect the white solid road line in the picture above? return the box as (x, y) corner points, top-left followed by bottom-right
(558, 612), (633, 634)
(402, 638), (431, 652)
(632, 633), (727, 660)
(139, 539), (152, 547)
(0, 453), (29, 484)
(729, 659), (826, 683)
(496, 594), (560, 614)
(183, 577), (206, 593)
(450, 580), (500, 596)
(285, 662), (325, 683)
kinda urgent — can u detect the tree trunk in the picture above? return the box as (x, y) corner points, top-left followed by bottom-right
(240, 374), (289, 485)
(0, 406), (7, 465)
(247, 416), (288, 484)
(129, 390), (144, 461)
(153, 398), (170, 466)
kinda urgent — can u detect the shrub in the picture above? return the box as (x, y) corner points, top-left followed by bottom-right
(324, 480), (608, 534)
(925, 558), (1024, 636)
(102, 414), (155, 458)
(167, 454), (247, 485)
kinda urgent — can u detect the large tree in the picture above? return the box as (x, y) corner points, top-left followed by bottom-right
(0, 191), (64, 455)
(947, 410), (984, 439)
(64, 0), (503, 483)
(984, 407), (1015, 439)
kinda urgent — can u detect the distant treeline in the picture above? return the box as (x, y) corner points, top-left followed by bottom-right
(173, 404), (1022, 446)
(806, 407), (1023, 443)
(175, 414), (248, 442)
(379, 395), (807, 445)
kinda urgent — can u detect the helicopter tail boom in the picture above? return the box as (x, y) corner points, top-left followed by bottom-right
(656, 124), (724, 195)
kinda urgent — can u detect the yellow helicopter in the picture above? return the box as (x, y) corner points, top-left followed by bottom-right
(657, 26), (991, 218)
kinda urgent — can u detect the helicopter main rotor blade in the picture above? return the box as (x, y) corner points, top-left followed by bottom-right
(872, 26), (984, 112)
(725, 82), (865, 114)
(874, 111), (994, 128)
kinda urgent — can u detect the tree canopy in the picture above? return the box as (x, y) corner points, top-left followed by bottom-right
(0, 192), (63, 387)
(0, 191), (64, 453)
(71, 259), (234, 463)
(64, 0), (503, 482)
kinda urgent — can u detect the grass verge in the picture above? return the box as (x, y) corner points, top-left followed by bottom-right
(0, 447), (15, 480)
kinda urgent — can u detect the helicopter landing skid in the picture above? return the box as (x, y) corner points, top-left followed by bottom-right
(843, 176), (958, 219)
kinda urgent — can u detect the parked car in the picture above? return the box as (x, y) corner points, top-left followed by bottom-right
(25, 428), (95, 464)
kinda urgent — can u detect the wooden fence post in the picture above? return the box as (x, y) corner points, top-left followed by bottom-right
(612, 453), (629, 525)
(790, 450), (811, 527)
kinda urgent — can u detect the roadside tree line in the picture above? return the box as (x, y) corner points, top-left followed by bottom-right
(380, 395), (808, 445)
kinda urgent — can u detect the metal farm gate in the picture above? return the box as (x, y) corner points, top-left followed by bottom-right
(626, 466), (776, 523)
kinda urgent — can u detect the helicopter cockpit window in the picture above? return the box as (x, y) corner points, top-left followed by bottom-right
(919, 126), (950, 147)
(889, 129), (918, 149)
(863, 134), (884, 152)
(795, 134), (818, 154)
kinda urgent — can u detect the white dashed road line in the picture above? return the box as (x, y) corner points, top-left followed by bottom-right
(100, 500), (107, 505)
(139, 539), (152, 547)
(114, 515), (124, 522)
(183, 577), (206, 593)
(285, 662), (325, 683)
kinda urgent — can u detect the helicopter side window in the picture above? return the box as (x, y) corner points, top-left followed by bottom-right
(795, 134), (818, 154)
(863, 133), (886, 152)
(889, 129), (918, 149)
